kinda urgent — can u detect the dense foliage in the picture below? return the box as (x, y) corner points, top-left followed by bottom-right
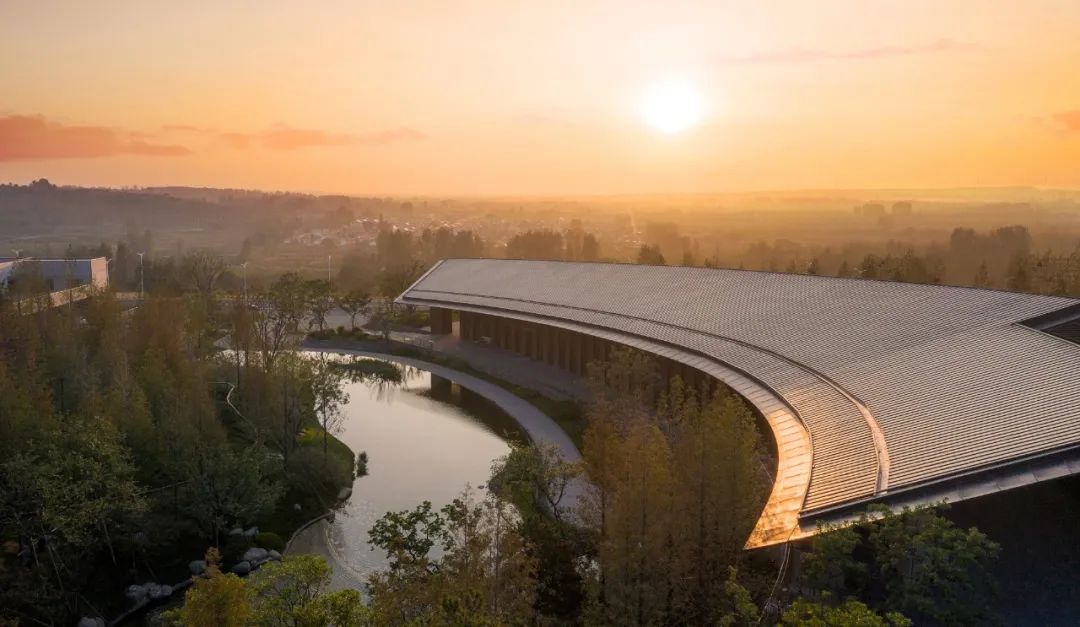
(0, 272), (355, 624)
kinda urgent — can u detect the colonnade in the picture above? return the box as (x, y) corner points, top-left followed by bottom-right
(432, 306), (720, 399)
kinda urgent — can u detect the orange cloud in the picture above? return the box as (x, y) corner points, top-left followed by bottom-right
(718, 39), (976, 64)
(1052, 110), (1080, 133)
(0, 115), (190, 161)
(163, 123), (425, 150)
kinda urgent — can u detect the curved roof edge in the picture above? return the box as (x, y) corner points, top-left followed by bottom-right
(398, 295), (813, 548)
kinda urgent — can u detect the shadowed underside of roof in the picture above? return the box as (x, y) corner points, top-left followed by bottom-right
(399, 259), (1080, 528)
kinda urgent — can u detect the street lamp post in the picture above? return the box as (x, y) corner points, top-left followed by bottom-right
(137, 252), (145, 299)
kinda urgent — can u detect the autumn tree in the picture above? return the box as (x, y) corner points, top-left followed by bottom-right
(167, 548), (253, 627)
(579, 348), (767, 625)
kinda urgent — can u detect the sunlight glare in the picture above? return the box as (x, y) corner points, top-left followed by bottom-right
(639, 79), (704, 134)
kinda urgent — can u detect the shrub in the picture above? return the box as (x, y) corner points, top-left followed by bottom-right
(254, 531), (285, 552)
(221, 534), (253, 563)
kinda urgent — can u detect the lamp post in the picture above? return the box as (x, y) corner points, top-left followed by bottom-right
(137, 252), (145, 299)
(240, 261), (248, 301)
(327, 255), (332, 287)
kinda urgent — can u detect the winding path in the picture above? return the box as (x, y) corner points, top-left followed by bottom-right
(286, 348), (586, 591)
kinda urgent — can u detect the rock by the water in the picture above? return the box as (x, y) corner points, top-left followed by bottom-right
(293, 503), (302, 512)
(268, 549), (282, 561)
(228, 527), (243, 536)
(242, 547), (269, 563)
(147, 583), (173, 600)
(188, 560), (207, 575)
(78, 617), (106, 627)
(125, 584), (147, 603)
(243, 526), (259, 537)
(337, 487), (353, 501)
(231, 560), (252, 575)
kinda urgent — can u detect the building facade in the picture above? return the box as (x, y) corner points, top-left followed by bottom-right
(398, 258), (1080, 547)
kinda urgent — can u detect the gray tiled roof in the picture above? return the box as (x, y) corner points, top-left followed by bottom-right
(401, 259), (1080, 513)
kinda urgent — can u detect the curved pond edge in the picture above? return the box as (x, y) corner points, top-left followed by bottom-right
(287, 348), (588, 591)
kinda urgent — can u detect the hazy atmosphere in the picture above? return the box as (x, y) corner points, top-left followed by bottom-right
(2, 3), (1079, 627)
(3, 0), (1080, 194)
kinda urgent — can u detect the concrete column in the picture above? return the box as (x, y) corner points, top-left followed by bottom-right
(429, 307), (452, 335)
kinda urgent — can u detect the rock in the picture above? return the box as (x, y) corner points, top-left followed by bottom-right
(337, 487), (353, 501)
(228, 527), (243, 536)
(293, 503), (302, 512)
(189, 559), (207, 575)
(132, 531), (148, 545)
(268, 549), (282, 561)
(242, 547), (269, 563)
(148, 583), (173, 600)
(78, 617), (106, 627)
(243, 526), (259, 537)
(230, 560), (252, 575)
(125, 584), (147, 603)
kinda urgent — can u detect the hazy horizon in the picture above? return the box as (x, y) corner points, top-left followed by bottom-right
(3, 1), (1080, 195)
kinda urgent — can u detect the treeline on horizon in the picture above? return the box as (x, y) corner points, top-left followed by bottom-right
(3, 179), (1079, 299)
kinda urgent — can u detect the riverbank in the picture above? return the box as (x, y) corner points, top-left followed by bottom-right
(305, 334), (588, 448)
(288, 345), (589, 591)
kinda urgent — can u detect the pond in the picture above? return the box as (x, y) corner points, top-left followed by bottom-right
(323, 357), (525, 579)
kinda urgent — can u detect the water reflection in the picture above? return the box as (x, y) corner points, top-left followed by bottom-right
(322, 357), (523, 579)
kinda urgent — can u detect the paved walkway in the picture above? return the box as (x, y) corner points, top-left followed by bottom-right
(287, 348), (587, 591)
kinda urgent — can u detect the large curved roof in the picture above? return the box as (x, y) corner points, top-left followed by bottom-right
(400, 259), (1080, 536)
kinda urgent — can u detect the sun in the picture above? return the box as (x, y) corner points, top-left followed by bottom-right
(639, 79), (704, 134)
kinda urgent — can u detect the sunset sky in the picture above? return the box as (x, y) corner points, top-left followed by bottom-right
(2, 0), (1080, 195)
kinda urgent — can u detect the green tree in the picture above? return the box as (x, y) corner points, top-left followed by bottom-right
(867, 505), (1000, 625)
(248, 555), (368, 626)
(367, 489), (539, 625)
(179, 442), (283, 544)
(781, 598), (911, 627)
(337, 289), (372, 329)
(801, 523), (867, 600)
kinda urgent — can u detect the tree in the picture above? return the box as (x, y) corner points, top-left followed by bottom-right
(489, 442), (579, 525)
(867, 505), (999, 625)
(337, 289), (372, 330)
(635, 244), (666, 266)
(582, 233), (601, 261)
(781, 598), (911, 627)
(169, 552), (368, 627)
(168, 548), (253, 627)
(252, 273), (308, 371)
(179, 442), (283, 544)
(366, 489), (539, 625)
(578, 349), (766, 625)
(248, 555), (368, 626)
(376, 262), (424, 300)
(308, 354), (349, 460)
(505, 230), (564, 260)
(973, 261), (991, 288)
(305, 279), (334, 331)
(181, 251), (227, 300)
(801, 523), (866, 600)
